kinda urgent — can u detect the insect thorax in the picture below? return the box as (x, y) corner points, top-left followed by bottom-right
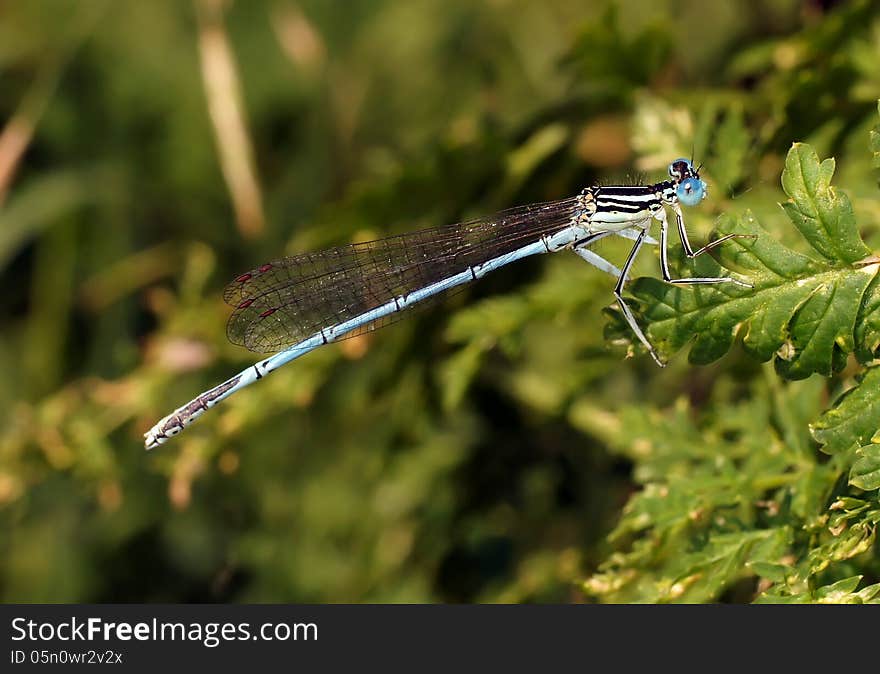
(572, 183), (670, 234)
(570, 186), (598, 232)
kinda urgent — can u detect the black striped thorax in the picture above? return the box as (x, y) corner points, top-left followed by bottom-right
(589, 180), (676, 214)
(571, 180), (678, 232)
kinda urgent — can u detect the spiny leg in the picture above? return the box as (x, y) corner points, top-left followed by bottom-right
(660, 206), (752, 288)
(612, 228), (665, 367)
(671, 202), (755, 260)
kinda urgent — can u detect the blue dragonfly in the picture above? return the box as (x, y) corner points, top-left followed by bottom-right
(145, 159), (751, 449)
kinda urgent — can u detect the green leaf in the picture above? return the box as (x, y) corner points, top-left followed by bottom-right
(747, 561), (793, 584)
(815, 576), (864, 603)
(813, 521), (875, 567)
(576, 377), (815, 603)
(850, 444), (880, 490)
(811, 367), (880, 455)
(758, 576), (880, 605)
(780, 144), (870, 264)
(854, 272), (880, 361)
(575, 363), (880, 604)
(611, 144), (878, 377)
(856, 583), (880, 603)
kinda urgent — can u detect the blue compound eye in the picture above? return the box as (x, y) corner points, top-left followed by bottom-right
(676, 177), (706, 206)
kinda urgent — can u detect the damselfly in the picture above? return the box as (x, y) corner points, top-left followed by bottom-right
(145, 158), (751, 449)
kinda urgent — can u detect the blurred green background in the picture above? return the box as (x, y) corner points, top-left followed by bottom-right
(1, 0), (878, 602)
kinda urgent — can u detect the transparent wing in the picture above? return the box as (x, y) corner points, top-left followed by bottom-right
(224, 198), (580, 353)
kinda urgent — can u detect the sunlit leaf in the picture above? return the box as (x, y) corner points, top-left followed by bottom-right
(849, 444), (880, 491)
(810, 367), (880, 455)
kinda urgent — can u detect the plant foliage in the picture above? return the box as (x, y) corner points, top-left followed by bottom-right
(588, 130), (880, 603)
(1, 0), (879, 604)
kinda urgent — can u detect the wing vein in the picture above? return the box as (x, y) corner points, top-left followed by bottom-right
(225, 198), (580, 352)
